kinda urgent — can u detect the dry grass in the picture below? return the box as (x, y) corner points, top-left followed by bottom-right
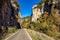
(27, 29), (55, 40)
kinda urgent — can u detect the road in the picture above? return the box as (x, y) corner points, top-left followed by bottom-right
(6, 29), (32, 40)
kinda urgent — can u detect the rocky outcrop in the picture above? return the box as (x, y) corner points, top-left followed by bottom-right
(32, 5), (42, 22)
(10, 0), (21, 29)
(31, 0), (60, 22)
(0, 0), (21, 33)
(17, 12), (22, 25)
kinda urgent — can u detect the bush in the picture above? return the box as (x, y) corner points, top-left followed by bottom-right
(8, 27), (16, 33)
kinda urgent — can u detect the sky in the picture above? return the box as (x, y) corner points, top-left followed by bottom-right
(17, 0), (41, 18)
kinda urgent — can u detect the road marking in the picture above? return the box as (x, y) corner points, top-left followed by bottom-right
(5, 29), (32, 40)
(24, 29), (32, 40)
(5, 30), (19, 40)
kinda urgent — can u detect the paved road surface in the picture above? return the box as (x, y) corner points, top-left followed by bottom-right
(6, 29), (32, 40)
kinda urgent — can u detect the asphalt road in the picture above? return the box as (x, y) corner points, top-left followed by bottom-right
(6, 29), (32, 40)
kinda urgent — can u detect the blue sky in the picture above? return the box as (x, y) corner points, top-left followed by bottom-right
(17, 0), (41, 17)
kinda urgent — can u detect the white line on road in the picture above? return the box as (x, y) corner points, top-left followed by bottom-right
(5, 30), (19, 40)
(24, 29), (32, 40)
(5, 29), (32, 40)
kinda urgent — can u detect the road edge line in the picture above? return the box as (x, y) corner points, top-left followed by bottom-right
(5, 29), (19, 40)
(24, 29), (32, 40)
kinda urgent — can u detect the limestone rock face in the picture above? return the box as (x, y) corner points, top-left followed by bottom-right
(32, 5), (42, 22)
(0, 0), (20, 31)
(17, 13), (22, 25)
(53, 0), (59, 4)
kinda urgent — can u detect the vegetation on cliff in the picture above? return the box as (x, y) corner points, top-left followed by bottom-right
(22, 0), (60, 40)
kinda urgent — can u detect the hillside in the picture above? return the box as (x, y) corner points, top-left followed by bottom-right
(22, 0), (60, 40)
(22, 16), (32, 28)
(27, 29), (55, 40)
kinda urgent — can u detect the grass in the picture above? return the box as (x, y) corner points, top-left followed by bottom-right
(1, 27), (17, 40)
(27, 29), (55, 40)
(8, 27), (17, 33)
(27, 29), (41, 40)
